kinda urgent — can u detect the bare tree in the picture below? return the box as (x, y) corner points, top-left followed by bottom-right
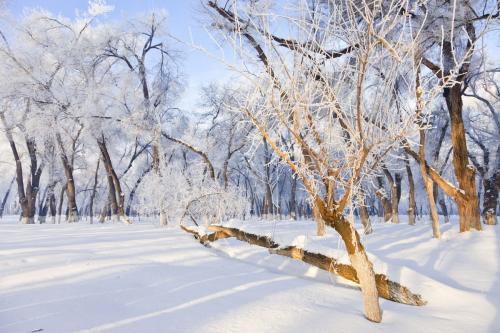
(205, 0), (432, 322)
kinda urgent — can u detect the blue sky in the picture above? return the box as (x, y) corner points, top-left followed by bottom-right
(5, 0), (231, 110)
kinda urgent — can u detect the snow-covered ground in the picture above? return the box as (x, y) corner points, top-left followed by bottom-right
(1, 216), (499, 333)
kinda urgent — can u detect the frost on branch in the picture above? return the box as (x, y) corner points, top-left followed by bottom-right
(87, 0), (114, 17)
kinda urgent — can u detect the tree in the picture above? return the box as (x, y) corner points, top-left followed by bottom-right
(205, 0), (433, 322)
(465, 69), (500, 225)
(406, 0), (498, 231)
(101, 11), (182, 225)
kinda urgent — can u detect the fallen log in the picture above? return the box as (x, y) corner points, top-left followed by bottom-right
(180, 225), (231, 246)
(271, 246), (426, 306)
(208, 225), (279, 249)
(180, 224), (426, 306)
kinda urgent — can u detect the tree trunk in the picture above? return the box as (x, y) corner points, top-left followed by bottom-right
(375, 179), (392, 223)
(48, 184), (56, 224)
(262, 139), (274, 219)
(152, 136), (168, 226)
(89, 160), (100, 224)
(64, 168), (78, 223)
(126, 166), (152, 216)
(0, 177), (15, 218)
(438, 198), (450, 223)
(358, 189), (372, 234)
(38, 187), (48, 224)
(444, 84), (481, 231)
(422, 177), (441, 238)
(188, 224), (425, 306)
(322, 211), (382, 322)
(312, 203), (326, 236)
(405, 158), (417, 225)
(56, 133), (78, 223)
(57, 185), (65, 224)
(290, 173), (297, 220)
(482, 175), (498, 225)
(25, 138), (42, 224)
(414, 72), (440, 237)
(97, 136), (130, 223)
(1, 113), (34, 224)
(383, 169), (400, 224)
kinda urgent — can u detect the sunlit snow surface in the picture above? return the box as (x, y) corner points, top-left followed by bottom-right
(0, 216), (499, 333)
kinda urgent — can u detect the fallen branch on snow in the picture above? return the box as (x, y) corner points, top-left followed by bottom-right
(181, 224), (427, 306)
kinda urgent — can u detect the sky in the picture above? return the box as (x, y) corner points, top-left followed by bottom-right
(4, 0), (232, 111)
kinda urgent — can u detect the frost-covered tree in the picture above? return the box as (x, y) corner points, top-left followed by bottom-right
(204, 0), (441, 322)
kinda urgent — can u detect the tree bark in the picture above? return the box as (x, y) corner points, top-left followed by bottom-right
(25, 138), (43, 224)
(89, 160), (100, 224)
(445, 85), (481, 231)
(375, 176), (392, 222)
(415, 70), (440, 238)
(0, 177), (15, 218)
(438, 198), (450, 223)
(483, 175), (498, 225)
(37, 187), (48, 224)
(358, 188), (372, 234)
(56, 133), (78, 223)
(97, 136), (131, 223)
(126, 166), (152, 216)
(290, 173), (297, 220)
(405, 157), (417, 225)
(185, 224), (425, 305)
(383, 168), (400, 224)
(57, 185), (65, 224)
(327, 212), (381, 322)
(1, 113), (43, 224)
(312, 203), (326, 236)
(430, 27), (481, 231)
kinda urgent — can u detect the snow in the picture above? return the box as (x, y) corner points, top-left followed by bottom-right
(1, 216), (499, 333)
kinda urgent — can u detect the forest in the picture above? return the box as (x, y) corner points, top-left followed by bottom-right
(0, 0), (499, 332)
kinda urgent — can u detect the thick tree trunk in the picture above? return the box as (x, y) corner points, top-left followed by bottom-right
(445, 84), (481, 231)
(482, 175), (498, 225)
(328, 213), (382, 322)
(287, 190), (383, 322)
(312, 203), (326, 236)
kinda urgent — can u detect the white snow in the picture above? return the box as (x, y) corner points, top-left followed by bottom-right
(1, 216), (499, 333)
